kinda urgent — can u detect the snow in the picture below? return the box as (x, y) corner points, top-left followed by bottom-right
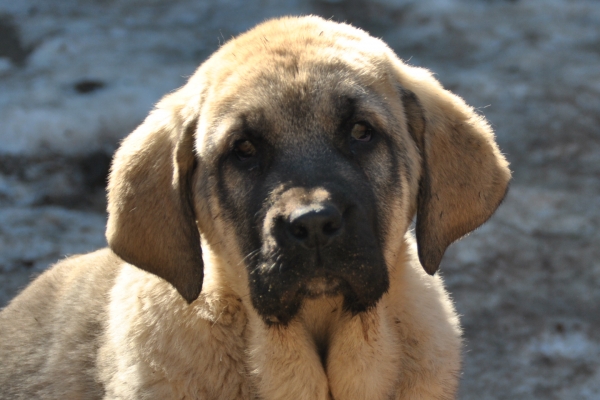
(0, 206), (106, 273)
(528, 331), (597, 360)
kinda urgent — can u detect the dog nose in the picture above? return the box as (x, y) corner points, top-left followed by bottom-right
(287, 204), (344, 248)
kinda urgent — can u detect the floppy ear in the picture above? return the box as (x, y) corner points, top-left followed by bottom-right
(106, 102), (203, 303)
(397, 65), (511, 275)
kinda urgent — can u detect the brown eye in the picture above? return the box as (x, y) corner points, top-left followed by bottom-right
(233, 139), (257, 161)
(350, 123), (372, 142)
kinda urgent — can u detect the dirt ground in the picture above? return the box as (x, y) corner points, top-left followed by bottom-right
(1, 0), (599, 398)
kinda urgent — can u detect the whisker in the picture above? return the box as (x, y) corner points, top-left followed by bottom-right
(249, 264), (264, 275)
(268, 262), (277, 272)
(238, 248), (261, 266)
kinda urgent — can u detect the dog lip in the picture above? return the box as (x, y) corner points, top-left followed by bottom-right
(250, 235), (388, 323)
(252, 263), (387, 325)
(302, 275), (343, 298)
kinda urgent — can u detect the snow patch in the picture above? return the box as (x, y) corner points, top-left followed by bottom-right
(527, 331), (600, 360)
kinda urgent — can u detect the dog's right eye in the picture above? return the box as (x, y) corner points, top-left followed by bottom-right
(350, 122), (373, 142)
(233, 139), (257, 161)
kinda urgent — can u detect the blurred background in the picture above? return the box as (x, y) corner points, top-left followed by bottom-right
(0, 0), (598, 398)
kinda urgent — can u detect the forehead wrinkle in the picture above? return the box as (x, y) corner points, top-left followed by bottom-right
(195, 16), (399, 140)
(205, 39), (390, 118)
(201, 60), (400, 160)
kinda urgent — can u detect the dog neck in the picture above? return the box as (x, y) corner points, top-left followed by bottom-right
(239, 239), (415, 400)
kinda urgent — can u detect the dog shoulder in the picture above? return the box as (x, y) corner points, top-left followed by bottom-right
(97, 263), (252, 399)
(0, 248), (121, 398)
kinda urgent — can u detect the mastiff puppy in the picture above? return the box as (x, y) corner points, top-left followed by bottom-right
(0, 16), (510, 399)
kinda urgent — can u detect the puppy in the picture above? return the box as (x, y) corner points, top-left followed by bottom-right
(0, 16), (510, 399)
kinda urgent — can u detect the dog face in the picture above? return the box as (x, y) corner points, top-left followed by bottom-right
(196, 63), (418, 324)
(106, 17), (510, 324)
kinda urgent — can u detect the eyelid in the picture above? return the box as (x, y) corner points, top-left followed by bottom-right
(348, 100), (388, 127)
(228, 131), (253, 150)
(354, 120), (373, 128)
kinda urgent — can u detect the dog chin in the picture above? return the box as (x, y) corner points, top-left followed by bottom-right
(302, 275), (344, 298)
(249, 255), (389, 325)
(257, 274), (385, 326)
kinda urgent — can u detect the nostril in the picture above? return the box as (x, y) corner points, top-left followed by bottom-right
(323, 220), (341, 236)
(290, 224), (308, 240)
(286, 203), (344, 247)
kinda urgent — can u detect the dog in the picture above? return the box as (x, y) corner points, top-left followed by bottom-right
(0, 16), (510, 399)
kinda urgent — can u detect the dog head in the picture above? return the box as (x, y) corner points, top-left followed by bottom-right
(106, 16), (510, 325)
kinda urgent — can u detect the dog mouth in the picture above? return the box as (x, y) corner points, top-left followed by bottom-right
(249, 256), (388, 326)
(261, 274), (345, 325)
(302, 275), (343, 298)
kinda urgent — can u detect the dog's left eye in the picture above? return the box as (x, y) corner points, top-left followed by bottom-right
(350, 122), (373, 142)
(233, 139), (257, 161)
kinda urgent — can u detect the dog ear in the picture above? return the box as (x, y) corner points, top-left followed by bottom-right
(397, 65), (511, 275)
(106, 99), (203, 303)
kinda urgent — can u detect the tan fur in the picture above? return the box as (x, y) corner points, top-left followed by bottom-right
(0, 16), (510, 399)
